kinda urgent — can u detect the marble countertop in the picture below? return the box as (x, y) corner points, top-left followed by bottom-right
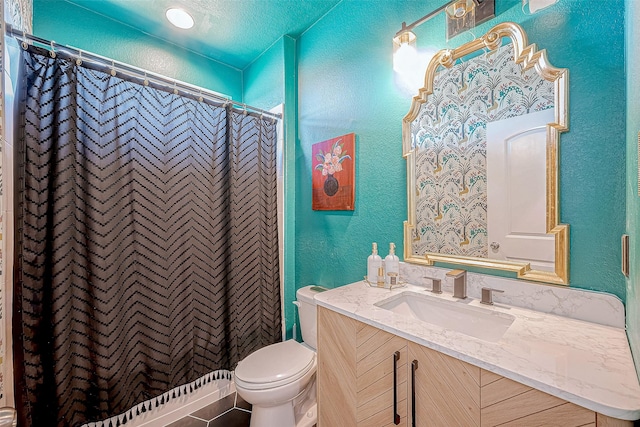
(314, 281), (640, 421)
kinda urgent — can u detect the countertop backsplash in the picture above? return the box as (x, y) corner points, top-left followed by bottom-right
(398, 262), (625, 329)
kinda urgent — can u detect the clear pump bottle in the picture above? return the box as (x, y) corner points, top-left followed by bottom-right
(385, 243), (400, 285)
(367, 243), (382, 283)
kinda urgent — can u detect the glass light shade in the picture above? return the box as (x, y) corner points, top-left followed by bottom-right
(166, 8), (194, 29)
(522, 0), (558, 13)
(392, 30), (417, 72)
(445, 0), (475, 19)
(445, 0), (476, 41)
(394, 46), (437, 97)
(393, 42), (418, 74)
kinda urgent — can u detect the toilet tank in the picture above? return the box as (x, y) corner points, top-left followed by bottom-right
(295, 286), (326, 351)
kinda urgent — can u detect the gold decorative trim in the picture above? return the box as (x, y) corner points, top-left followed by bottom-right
(622, 234), (630, 277)
(403, 21), (570, 285)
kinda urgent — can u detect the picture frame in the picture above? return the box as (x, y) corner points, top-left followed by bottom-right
(312, 133), (355, 211)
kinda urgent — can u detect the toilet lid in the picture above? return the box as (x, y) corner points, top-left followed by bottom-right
(235, 340), (315, 389)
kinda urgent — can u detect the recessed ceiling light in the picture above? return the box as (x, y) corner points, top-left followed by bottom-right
(166, 8), (194, 29)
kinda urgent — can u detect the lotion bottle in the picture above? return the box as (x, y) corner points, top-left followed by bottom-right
(367, 243), (382, 283)
(385, 243), (400, 285)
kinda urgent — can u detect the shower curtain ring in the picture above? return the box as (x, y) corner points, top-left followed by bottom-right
(243, 104), (248, 116)
(173, 81), (178, 95)
(143, 72), (149, 86)
(21, 30), (28, 50)
(76, 50), (83, 66)
(110, 59), (116, 76)
(198, 90), (203, 102)
(49, 40), (56, 58)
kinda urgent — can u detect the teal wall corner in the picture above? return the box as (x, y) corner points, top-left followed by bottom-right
(282, 35), (299, 340)
(33, 0), (243, 100)
(625, 0), (640, 382)
(243, 34), (298, 340)
(243, 38), (285, 109)
(294, 0), (627, 301)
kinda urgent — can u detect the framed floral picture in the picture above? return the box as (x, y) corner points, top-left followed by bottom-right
(312, 133), (355, 210)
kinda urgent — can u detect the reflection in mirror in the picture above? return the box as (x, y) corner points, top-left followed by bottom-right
(487, 109), (554, 271)
(403, 22), (569, 285)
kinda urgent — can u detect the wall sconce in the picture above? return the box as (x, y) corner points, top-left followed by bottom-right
(445, 0), (476, 40)
(392, 0), (495, 94)
(392, 24), (418, 74)
(392, 0), (450, 82)
(522, 0), (559, 14)
(392, 25), (429, 96)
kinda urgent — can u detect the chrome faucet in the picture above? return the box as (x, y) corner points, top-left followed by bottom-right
(446, 269), (467, 299)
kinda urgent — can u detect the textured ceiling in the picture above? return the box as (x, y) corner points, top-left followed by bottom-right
(66, 0), (341, 69)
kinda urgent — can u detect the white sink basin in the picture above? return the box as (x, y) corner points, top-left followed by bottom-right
(374, 291), (515, 342)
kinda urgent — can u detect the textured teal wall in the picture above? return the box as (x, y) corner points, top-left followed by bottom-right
(626, 0), (640, 379)
(243, 36), (300, 341)
(281, 35), (299, 341)
(33, 0), (243, 100)
(294, 0), (627, 316)
(243, 38), (285, 109)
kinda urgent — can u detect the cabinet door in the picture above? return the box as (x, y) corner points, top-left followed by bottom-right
(480, 369), (595, 426)
(408, 341), (481, 426)
(356, 322), (408, 427)
(318, 306), (358, 426)
(317, 307), (408, 427)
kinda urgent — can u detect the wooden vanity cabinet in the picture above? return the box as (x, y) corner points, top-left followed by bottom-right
(408, 341), (480, 426)
(317, 306), (408, 426)
(478, 371), (632, 427)
(317, 307), (634, 427)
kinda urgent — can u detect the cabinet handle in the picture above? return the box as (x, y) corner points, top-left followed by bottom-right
(411, 359), (418, 427)
(393, 351), (400, 425)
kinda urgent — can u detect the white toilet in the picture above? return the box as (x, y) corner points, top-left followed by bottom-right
(235, 285), (322, 427)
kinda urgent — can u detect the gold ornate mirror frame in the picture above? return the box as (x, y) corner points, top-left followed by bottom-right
(403, 22), (569, 285)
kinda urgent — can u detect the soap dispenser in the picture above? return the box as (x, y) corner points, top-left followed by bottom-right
(385, 243), (400, 285)
(367, 243), (382, 283)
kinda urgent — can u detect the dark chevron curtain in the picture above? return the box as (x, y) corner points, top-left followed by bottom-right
(14, 47), (281, 427)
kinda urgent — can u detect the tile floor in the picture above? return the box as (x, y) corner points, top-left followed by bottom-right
(165, 392), (251, 427)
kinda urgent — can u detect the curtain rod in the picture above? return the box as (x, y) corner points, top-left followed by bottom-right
(5, 24), (282, 121)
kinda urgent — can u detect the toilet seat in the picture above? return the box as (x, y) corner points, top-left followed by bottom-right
(235, 340), (316, 391)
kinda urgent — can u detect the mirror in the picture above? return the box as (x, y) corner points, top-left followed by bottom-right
(403, 22), (569, 285)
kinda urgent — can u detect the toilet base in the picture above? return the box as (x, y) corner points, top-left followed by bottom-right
(295, 402), (317, 427)
(293, 376), (316, 427)
(245, 376), (317, 427)
(249, 396), (317, 427)
(250, 401), (295, 427)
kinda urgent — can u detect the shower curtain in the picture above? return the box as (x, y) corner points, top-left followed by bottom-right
(13, 46), (281, 427)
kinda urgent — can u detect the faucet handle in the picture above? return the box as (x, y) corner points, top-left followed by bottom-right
(423, 277), (442, 294)
(446, 269), (466, 279)
(480, 287), (504, 305)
